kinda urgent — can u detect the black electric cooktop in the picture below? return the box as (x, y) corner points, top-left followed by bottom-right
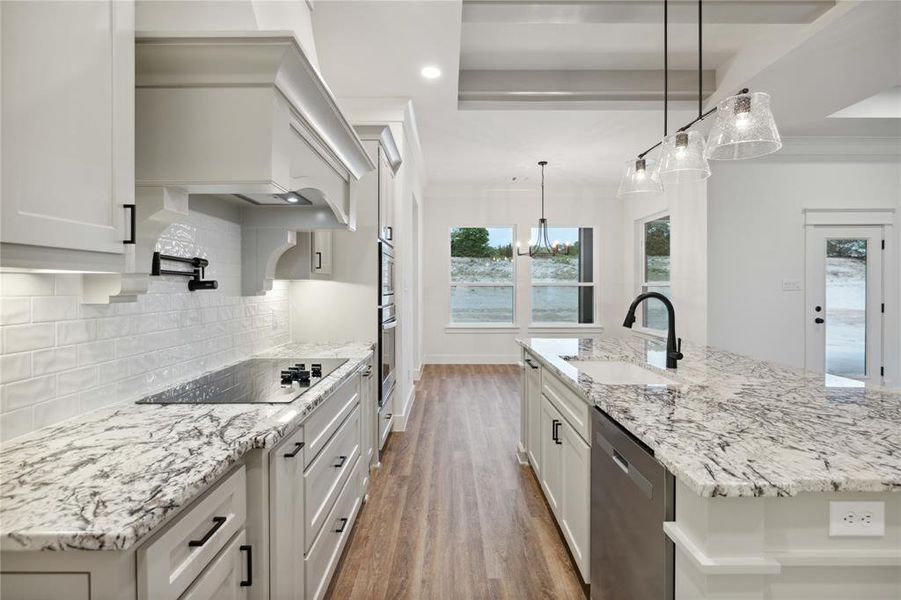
(135, 358), (348, 405)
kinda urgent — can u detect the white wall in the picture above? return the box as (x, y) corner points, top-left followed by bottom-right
(621, 180), (709, 345)
(0, 205), (291, 442)
(707, 140), (901, 385)
(422, 183), (623, 364)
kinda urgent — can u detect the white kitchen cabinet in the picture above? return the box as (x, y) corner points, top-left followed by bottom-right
(360, 359), (377, 494)
(524, 356), (542, 476)
(539, 394), (564, 519)
(526, 353), (591, 584)
(269, 427), (305, 600)
(1, 0), (134, 263)
(180, 530), (250, 600)
(559, 417), (591, 581)
(378, 146), (397, 244)
(311, 231), (333, 275)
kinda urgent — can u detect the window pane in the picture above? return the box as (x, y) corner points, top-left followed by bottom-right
(531, 286), (594, 324)
(642, 285), (671, 330)
(450, 286), (514, 323)
(825, 239), (867, 378)
(529, 227), (593, 283)
(644, 217), (671, 282)
(451, 227), (513, 283)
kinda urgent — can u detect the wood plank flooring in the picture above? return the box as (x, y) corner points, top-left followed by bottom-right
(325, 364), (586, 600)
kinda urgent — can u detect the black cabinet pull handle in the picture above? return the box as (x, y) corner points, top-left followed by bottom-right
(333, 455), (348, 468)
(524, 358), (539, 370)
(123, 204), (136, 244)
(188, 516), (226, 547)
(815, 317), (825, 324)
(334, 517), (349, 533)
(240, 544), (253, 587)
(552, 420), (562, 445)
(283, 441), (304, 458)
(315, 251), (322, 270)
(385, 413), (393, 420)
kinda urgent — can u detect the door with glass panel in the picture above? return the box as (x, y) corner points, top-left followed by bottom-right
(639, 216), (671, 331)
(805, 226), (883, 382)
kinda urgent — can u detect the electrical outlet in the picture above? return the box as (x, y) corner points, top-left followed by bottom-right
(829, 501), (885, 537)
(782, 279), (803, 292)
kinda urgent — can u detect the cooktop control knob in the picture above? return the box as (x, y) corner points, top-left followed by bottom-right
(297, 370), (311, 385)
(280, 371), (294, 386)
(311, 363), (323, 378)
(294, 363), (306, 371)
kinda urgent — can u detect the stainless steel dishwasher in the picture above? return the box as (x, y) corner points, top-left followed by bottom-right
(591, 407), (674, 600)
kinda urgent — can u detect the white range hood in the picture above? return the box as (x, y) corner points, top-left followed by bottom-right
(136, 31), (374, 229)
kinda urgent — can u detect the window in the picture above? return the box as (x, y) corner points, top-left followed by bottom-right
(639, 216), (671, 331)
(449, 227), (514, 324)
(530, 227), (594, 324)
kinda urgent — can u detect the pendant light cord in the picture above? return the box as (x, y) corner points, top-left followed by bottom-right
(698, 0), (703, 119)
(664, 0), (668, 137)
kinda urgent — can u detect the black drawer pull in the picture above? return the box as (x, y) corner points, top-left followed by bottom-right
(188, 516), (226, 547)
(552, 419), (562, 445)
(335, 517), (349, 533)
(333, 455), (348, 468)
(283, 441), (304, 458)
(524, 358), (539, 370)
(315, 251), (322, 270)
(240, 544), (253, 587)
(385, 413), (393, 420)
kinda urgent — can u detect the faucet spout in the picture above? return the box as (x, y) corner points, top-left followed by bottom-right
(622, 292), (684, 369)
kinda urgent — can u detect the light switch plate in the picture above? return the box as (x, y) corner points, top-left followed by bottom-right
(782, 279), (803, 292)
(829, 501), (885, 537)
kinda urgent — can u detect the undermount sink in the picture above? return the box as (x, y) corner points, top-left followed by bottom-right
(567, 360), (677, 386)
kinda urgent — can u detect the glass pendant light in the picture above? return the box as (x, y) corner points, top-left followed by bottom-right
(706, 91), (782, 160)
(617, 158), (662, 197)
(658, 130), (711, 184)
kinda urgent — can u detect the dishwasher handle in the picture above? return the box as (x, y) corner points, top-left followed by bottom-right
(596, 431), (655, 500)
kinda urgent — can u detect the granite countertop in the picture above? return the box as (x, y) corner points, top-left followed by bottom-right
(0, 341), (373, 552)
(518, 335), (901, 498)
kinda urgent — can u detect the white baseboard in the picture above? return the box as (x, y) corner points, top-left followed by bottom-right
(392, 384), (417, 432)
(423, 353), (520, 365)
(414, 362), (424, 382)
(516, 442), (529, 465)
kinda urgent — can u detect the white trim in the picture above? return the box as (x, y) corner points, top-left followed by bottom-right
(445, 324), (519, 333)
(664, 522), (782, 575)
(424, 353), (520, 365)
(392, 384), (416, 433)
(804, 208), (895, 226)
(516, 442), (529, 465)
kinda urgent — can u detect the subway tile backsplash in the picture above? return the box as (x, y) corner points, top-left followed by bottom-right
(0, 209), (291, 442)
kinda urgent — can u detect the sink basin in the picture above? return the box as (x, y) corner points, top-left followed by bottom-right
(567, 360), (677, 386)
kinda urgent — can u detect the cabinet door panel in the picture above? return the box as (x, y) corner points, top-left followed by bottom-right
(181, 530), (249, 600)
(560, 419), (591, 582)
(539, 394), (562, 518)
(1, 0), (131, 254)
(311, 231), (333, 275)
(526, 361), (542, 475)
(269, 428), (305, 599)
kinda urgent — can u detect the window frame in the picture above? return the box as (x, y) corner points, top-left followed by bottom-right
(447, 225), (517, 327)
(527, 225), (598, 327)
(635, 212), (671, 338)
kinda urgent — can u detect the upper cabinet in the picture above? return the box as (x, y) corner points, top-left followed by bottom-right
(1, 0), (134, 270)
(354, 126), (402, 246)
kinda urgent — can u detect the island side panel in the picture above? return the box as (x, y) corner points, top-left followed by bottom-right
(672, 480), (901, 599)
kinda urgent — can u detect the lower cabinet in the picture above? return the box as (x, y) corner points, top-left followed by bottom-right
(523, 352), (591, 584)
(269, 427), (306, 599)
(378, 387), (394, 451)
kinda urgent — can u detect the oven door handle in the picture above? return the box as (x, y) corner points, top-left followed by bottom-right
(383, 319), (397, 330)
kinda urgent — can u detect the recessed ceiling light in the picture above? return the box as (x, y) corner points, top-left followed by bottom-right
(421, 65), (442, 80)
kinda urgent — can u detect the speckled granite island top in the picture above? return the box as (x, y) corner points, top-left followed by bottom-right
(518, 335), (901, 499)
(0, 342), (373, 552)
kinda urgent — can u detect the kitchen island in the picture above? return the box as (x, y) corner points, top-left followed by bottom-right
(518, 334), (901, 600)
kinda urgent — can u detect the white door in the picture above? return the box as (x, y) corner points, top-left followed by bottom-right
(805, 226), (884, 382)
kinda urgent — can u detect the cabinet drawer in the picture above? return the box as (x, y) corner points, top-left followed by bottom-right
(304, 405), (361, 551)
(137, 467), (246, 600)
(181, 529), (249, 600)
(305, 374), (359, 468)
(542, 372), (590, 443)
(306, 456), (362, 600)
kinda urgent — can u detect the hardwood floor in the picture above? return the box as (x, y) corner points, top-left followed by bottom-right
(326, 364), (586, 600)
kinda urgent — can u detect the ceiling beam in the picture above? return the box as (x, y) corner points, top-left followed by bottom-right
(458, 69), (716, 105)
(462, 1), (836, 25)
